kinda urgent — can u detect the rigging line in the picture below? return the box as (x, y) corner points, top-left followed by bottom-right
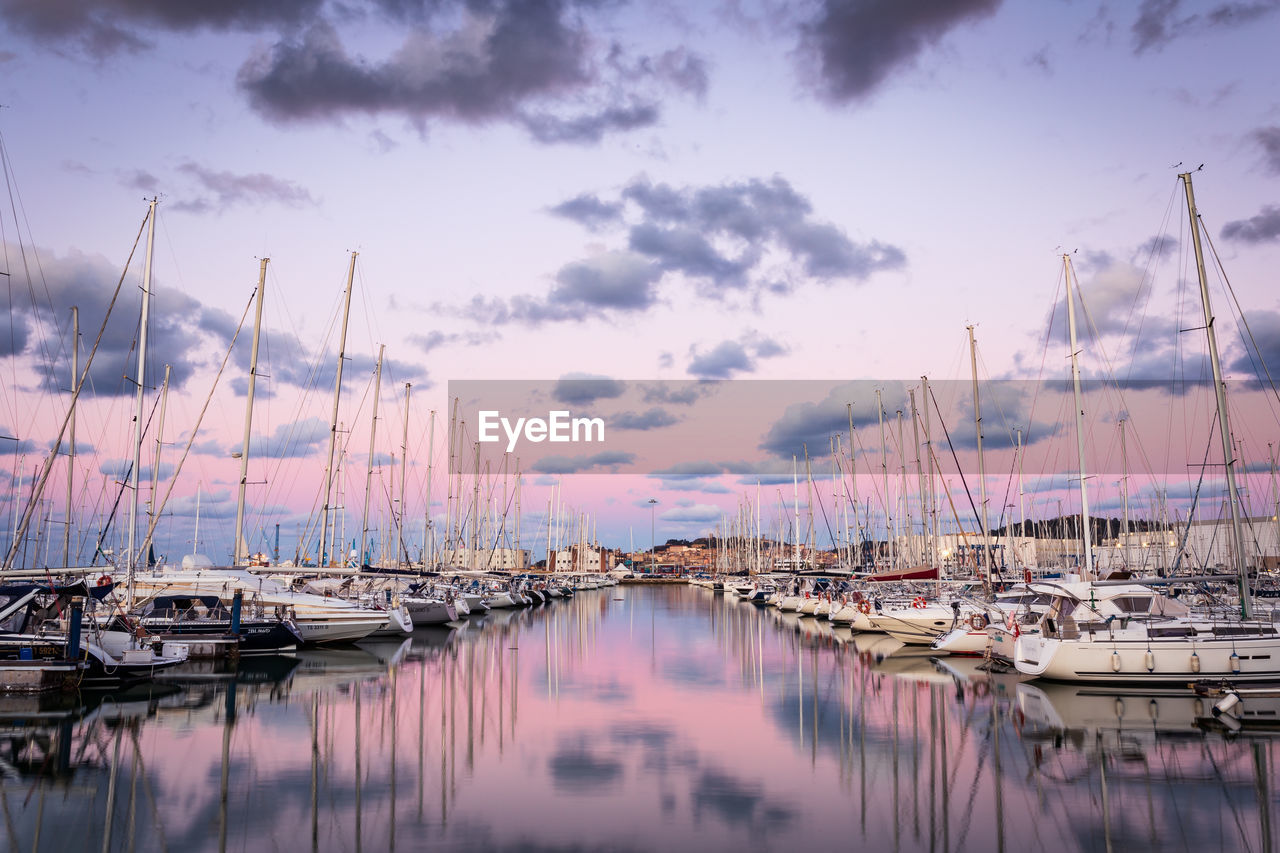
(138, 292), (254, 563)
(2, 205), (151, 571)
(927, 383), (1000, 577)
(1071, 268), (1170, 515)
(1123, 182), (1183, 381)
(1199, 220), (1280, 416)
(89, 391), (167, 566)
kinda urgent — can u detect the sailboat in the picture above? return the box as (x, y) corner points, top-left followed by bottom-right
(1012, 172), (1280, 684)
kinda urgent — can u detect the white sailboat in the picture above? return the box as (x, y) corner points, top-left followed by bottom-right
(1012, 172), (1280, 684)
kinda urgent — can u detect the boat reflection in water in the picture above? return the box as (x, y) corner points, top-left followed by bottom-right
(0, 584), (1274, 852)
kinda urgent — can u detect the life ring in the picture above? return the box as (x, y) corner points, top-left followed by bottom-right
(857, 600), (872, 614)
(968, 613), (988, 631)
(911, 596), (928, 609)
(97, 574), (112, 587)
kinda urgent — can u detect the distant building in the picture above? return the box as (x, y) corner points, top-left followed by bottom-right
(439, 547), (529, 571)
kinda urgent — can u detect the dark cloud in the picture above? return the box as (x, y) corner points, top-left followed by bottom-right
(0, 430), (37, 455)
(687, 334), (787, 379)
(619, 176), (903, 297)
(408, 329), (487, 353)
(1254, 126), (1280, 174)
(6, 242), (237, 397)
(170, 162), (316, 214)
(529, 450), (635, 474)
(1227, 309), (1280, 377)
(464, 176), (901, 327)
(548, 193), (625, 231)
(758, 383), (892, 460)
(551, 252), (662, 312)
(611, 407), (679, 430)
(1132, 0), (1280, 54)
(652, 475), (731, 494)
(797, 0), (1002, 103)
(0, 0), (322, 59)
(552, 374), (625, 406)
(1134, 233), (1178, 261)
(455, 251), (662, 326)
(520, 101), (660, 145)
(0, 314), (30, 357)
(1221, 205), (1280, 243)
(639, 382), (715, 406)
(687, 340), (752, 379)
(235, 3), (706, 144)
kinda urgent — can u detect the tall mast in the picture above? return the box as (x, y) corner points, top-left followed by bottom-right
(877, 389), (893, 570)
(967, 325), (993, 587)
(127, 198), (157, 577)
(1062, 256), (1096, 580)
(151, 364), (171, 558)
(896, 408), (909, 564)
(792, 455), (800, 570)
(910, 389), (925, 570)
(471, 442), (480, 570)
(234, 258), (268, 566)
(921, 376), (938, 571)
(63, 306), (78, 567)
(847, 403), (860, 565)
(1270, 443), (1278, 569)
(193, 482), (201, 558)
(399, 382), (410, 566)
(321, 253), (357, 567)
(1119, 417), (1130, 567)
(424, 409), (435, 568)
(1181, 171), (1252, 617)
(359, 345), (385, 570)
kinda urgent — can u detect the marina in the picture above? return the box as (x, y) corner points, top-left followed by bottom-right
(0, 582), (1276, 853)
(1, 3), (1279, 851)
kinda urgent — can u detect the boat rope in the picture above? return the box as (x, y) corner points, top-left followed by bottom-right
(136, 291), (254, 562)
(2, 206), (150, 571)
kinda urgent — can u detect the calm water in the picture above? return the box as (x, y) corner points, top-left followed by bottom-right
(2, 584), (1277, 852)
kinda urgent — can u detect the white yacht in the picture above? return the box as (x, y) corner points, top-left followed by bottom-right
(131, 568), (390, 644)
(1012, 580), (1280, 683)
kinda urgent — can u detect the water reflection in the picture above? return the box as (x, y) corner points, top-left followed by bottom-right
(0, 584), (1274, 852)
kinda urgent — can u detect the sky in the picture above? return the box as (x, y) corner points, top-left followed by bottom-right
(1, 0), (1279, 567)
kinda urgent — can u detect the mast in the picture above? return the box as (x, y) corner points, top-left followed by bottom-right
(910, 389), (925, 570)
(921, 376), (938, 571)
(1063, 255), (1096, 580)
(1119, 417), (1130, 567)
(847, 403), (861, 566)
(399, 382), (410, 566)
(127, 198), (157, 577)
(877, 389), (893, 570)
(63, 307), (78, 567)
(234, 257), (268, 567)
(424, 409), (435, 568)
(193, 482), (200, 558)
(359, 345), (385, 571)
(967, 325), (993, 587)
(1181, 171), (1252, 617)
(896, 408), (909, 565)
(792, 455), (800, 571)
(320, 253), (357, 567)
(151, 364), (171, 561)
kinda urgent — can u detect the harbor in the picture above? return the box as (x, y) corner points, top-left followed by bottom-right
(0, 581), (1275, 853)
(2, 2), (1280, 851)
